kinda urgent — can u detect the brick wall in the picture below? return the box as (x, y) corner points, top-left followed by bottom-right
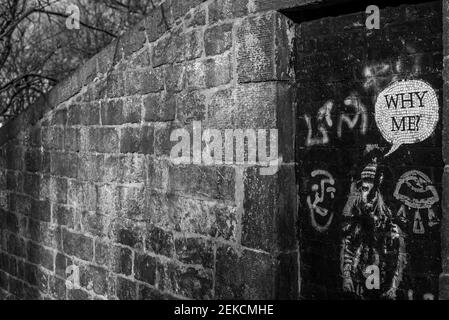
(0, 0), (299, 300)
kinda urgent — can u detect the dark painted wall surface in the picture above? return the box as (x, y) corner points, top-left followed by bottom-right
(296, 1), (443, 300)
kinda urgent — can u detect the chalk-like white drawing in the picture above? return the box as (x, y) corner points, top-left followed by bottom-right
(338, 92), (368, 138)
(412, 210), (425, 235)
(305, 101), (334, 147)
(394, 170), (440, 235)
(307, 170), (336, 232)
(394, 170), (439, 209)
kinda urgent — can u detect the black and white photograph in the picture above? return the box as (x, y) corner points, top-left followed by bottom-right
(0, 0), (448, 311)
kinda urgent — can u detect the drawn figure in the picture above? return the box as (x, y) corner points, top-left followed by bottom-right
(341, 159), (406, 300)
(338, 92), (368, 138)
(394, 171), (439, 209)
(305, 101), (334, 146)
(307, 170), (336, 232)
(394, 170), (440, 234)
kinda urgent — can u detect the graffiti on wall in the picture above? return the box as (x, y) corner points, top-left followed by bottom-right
(394, 170), (440, 235)
(375, 80), (439, 157)
(300, 78), (441, 299)
(304, 93), (368, 147)
(306, 170), (336, 232)
(340, 159), (407, 300)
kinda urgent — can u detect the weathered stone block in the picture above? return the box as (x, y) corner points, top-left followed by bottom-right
(185, 54), (232, 89)
(101, 98), (141, 125)
(50, 109), (67, 126)
(64, 127), (81, 152)
(68, 288), (90, 300)
(42, 127), (64, 151)
(205, 23), (233, 56)
(175, 237), (214, 268)
(120, 154), (146, 183)
(30, 199), (51, 222)
(208, 82), (277, 128)
(111, 218), (143, 249)
(184, 29), (204, 61)
(80, 265), (108, 296)
(145, 225), (174, 258)
(164, 64), (185, 93)
(141, 125), (154, 155)
(111, 246), (133, 276)
(24, 149), (41, 173)
(158, 261), (213, 299)
(215, 246), (274, 299)
(62, 229), (94, 261)
(236, 14), (275, 83)
(55, 252), (72, 278)
(208, 0), (248, 23)
(78, 154), (104, 182)
(172, 0), (204, 21)
(49, 276), (66, 299)
(120, 127), (142, 154)
(169, 165), (235, 201)
(242, 167), (278, 252)
(144, 7), (168, 43)
(134, 252), (157, 285)
(102, 155), (122, 183)
(143, 92), (176, 122)
(118, 24), (147, 60)
(50, 177), (68, 204)
(138, 284), (168, 300)
(125, 69), (164, 95)
(6, 233), (26, 258)
(96, 184), (119, 216)
(27, 241), (54, 271)
(81, 211), (109, 237)
(176, 91), (207, 124)
(186, 6), (206, 28)
(53, 204), (75, 228)
(88, 128), (119, 154)
(117, 185), (146, 219)
(154, 122), (175, 157)
(116, 276), (137, 300)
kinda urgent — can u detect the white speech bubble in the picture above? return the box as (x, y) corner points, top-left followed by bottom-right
(374, 80), (439, 157)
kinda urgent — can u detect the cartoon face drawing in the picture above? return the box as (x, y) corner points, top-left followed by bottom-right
(307, 170), (337, 232)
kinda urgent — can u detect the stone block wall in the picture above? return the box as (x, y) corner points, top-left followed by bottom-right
(0, 0), (299, 300)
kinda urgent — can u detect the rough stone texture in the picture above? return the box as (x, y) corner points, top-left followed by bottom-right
(0, 0), (298, 300)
